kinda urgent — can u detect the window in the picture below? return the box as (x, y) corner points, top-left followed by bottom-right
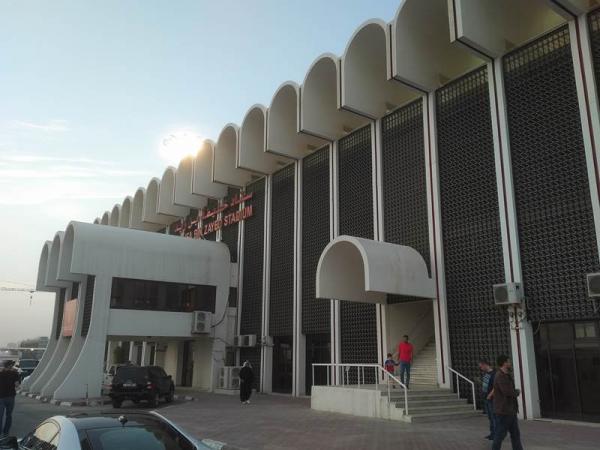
(20, 421), (59, 450)
(86, 424), (194, 450)
(575, 322), (598, 339)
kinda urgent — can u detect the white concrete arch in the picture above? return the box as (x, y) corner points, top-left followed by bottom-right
(93, 218), (101, 225)
(45, 232), (71, 289)
(175, 157), (208, 209)
(120, 196), (132, 228)
(192, 141), (229, 199)
(391, 0), (481, 91)
(214, 125), (256, 187)
(110, 204), (120, 227)
(36, 241), (54, 292)
(131, 188), (164, 232)
(145, 178), (178, 226)
(341, 19), (418, 118)
(267, 81), (328, 159)
(158, 167), (190, 217)
(300, 53), (367, 141)
(316, 235), (435, 304)
(101, 211), (110, 225)
(238, 104), (291, 174)
(450, 0), (564, 58)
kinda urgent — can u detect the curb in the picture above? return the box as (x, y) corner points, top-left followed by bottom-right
(22, 391), (196, 407)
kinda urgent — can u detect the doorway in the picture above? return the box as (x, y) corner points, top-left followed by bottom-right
(181, 340), (194, 387)
(305, 333), (331, 395)
(535, 321), (600, 422)
(272, 336), (293, 394)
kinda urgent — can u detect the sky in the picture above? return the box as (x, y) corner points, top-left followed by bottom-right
(0, 0), (401, 346)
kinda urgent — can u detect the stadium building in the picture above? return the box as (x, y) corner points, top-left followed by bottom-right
(22, 0), (600, 423)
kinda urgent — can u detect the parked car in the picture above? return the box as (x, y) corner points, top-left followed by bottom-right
(110, 366), (174, 408)
(102, 363), (130, 395)
(15, 359), (38, 381)
(0, 411), (222, 450)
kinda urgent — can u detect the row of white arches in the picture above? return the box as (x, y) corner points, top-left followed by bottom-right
(81, 0), (584, 232)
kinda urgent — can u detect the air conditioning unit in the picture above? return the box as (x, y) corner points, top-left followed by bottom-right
(261, 335), (273, 347)
(218, 366), (241, 390)
(233, 334), (257, 347)
(587, 273), (600, 298)
(191, 311), (212, 334)
(493, 282), (523, 306)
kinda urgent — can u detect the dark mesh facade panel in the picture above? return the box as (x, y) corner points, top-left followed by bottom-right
(55, 288), (66, 340)
(504, 26), (600, 321)
(240, 178), (265, 338)
(381, 100), (430, 304)
(338, 126), (378, 367)
(269, 164), (295, 337)
(81, 275), (95, 336)
(221, 187), (240, 262)
(436, 67), (510, 401)
(203, 198), (218, 241)
(302, 147), (331, 335)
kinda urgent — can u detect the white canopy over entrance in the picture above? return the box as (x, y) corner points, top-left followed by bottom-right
(316, 236), (435, 304)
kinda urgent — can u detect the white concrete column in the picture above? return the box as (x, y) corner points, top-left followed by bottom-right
(105, 341), (113, 369)
(293, 160), (305, 396)
(53, 275), (112, 400)
(261, 175), (273, 394)
(140, 341), (151, 366)
(330, 141), (341, 384)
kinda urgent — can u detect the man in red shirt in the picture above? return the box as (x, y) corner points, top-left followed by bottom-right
(397, 335), (413, 388)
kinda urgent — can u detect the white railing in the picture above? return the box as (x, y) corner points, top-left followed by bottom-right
(447, 366), (477, 411)
(311, 363), (409, 415)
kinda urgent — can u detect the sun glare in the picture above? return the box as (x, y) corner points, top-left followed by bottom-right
(158, 130), (203, 165)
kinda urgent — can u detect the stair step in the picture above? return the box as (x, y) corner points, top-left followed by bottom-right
(398, 403), (474, 414)
(405, 410), (479, 423)
(402, 398), (469, 407)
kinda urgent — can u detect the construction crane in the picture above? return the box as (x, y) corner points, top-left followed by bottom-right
(0, 283), (37, 305)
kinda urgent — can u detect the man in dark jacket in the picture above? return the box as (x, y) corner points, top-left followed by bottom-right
(0, 360), (20, 436)
(492, 355), (523, 450)
(239, 361), (254, 405)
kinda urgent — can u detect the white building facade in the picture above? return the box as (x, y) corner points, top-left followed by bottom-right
(23, 0), (600, 423)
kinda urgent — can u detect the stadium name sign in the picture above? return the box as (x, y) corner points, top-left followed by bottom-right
(173, 192), (254, 239)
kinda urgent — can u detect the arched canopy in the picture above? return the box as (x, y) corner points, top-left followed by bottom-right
(316, 236), (435, 304)
(267, 82), (327, 159)
(449, 0), (564, 58)
(300, 54), (367, 140)
(213, 125), (256, 187)
(391, 0), (481, 91)
(120, 196), (132, 228)
(131, 188), (163, 232)
(110, 205), (120, 227)
(144, 178), (177, 226)
(62, 221), (231, 285)
(239, 104), (291, 174)
(192, 141), (228, 199)
(157, 167), (189, 217)
(45, 232), (70, 288)
(175, 156), (208, 209)
(93, 218), (101, 225)
(36, 241), (54, 292)
(100, 212), (110, 225)
(341, 20), (418, 118)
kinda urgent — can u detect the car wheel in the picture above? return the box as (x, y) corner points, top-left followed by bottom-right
(112, 399), (122, 408)
(148, 392), (159, 408)
(165, 387), (174, 403)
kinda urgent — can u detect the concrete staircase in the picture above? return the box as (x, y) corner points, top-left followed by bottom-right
(386, 340), (478, 422)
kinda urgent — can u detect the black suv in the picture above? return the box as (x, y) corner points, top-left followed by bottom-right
(110, 365), (175, 408)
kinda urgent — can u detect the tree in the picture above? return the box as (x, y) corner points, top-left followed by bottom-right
(112, 345), (127, 364)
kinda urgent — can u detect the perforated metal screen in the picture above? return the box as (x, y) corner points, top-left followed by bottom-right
(590, 9), (600, 86)
(269, 164), (295, 337)
(81, 275), (95, 336)
(55, 288), (66, 340)
(221, 187), (240, 262)
(381, 99), (430, 304)
(338, 125), (378, 367)
(504, 26), (600, 321)
(302, 147), (331, 335)
(436, 66), (510, 400)
(240, 178), (265, 337)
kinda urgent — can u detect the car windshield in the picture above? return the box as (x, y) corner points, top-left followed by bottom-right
(19, 360), (38, 369)
(86, 425), (195, 450)
(114, 367), (147, 381)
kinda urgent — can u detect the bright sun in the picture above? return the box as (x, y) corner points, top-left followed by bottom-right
(158, 130), (204, 165)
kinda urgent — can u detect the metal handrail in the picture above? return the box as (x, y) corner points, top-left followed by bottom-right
(312, 363), (409, 416)
(447, 366), (477, 411)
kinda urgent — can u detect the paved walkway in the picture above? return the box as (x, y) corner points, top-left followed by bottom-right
(160, 391), (600, 450)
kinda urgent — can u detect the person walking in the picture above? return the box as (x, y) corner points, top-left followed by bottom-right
(0, 360), (20, 437)
(479, 359), (496, 441)
(492, 355), (523, 450)
(239, 360), (254, 405)
(397, 335), (413, 389)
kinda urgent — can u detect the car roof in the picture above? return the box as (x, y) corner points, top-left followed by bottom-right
(65, 411), (169, 431)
